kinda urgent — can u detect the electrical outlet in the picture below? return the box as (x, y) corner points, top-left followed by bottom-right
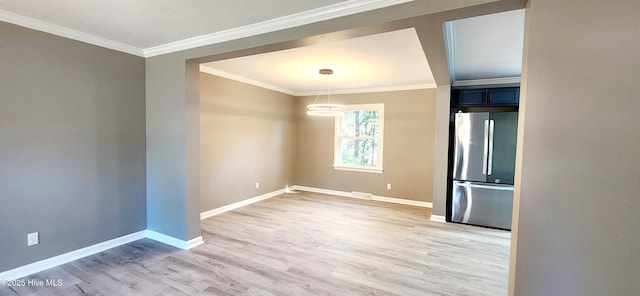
(27, 232), (39, 246)
(255, 182), (260, 189)
(387, 183), (392, 190)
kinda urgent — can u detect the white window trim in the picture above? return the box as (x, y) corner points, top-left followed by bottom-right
(334, 103), (384, 173)
(333, 165), (383, 174)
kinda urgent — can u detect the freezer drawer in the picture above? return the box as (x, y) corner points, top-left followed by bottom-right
(451, 181), (513, 230)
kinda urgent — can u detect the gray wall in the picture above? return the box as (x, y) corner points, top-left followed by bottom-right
(510, 0), (640, 295)
(200, 73), (296, 211)
(431, 85), (451, 217)
(0, 22), (146, 272)
(145, 57), (201, 241)
(146, 0), (515, 242)
(295, 89), (436, 202)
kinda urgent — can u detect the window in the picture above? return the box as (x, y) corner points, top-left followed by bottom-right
(334, 104), (384, 173)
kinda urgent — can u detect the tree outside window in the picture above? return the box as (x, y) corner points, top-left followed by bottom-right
(334, 104), (384, 173)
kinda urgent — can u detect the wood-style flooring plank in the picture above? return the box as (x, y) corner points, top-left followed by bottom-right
(0, 191), (510, 295)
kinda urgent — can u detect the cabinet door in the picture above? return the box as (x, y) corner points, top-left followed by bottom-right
(487, 87), (520, 105)
(457, 89), (486, 106)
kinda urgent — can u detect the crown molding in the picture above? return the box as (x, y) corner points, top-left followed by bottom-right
(143, 0), (414, 57)
(200, 65), (435, 96)
(452, 77), (521, 87)
(1, 0), (412, 58)
(200, 65), (295, 95)
(294, 83), (437, 96)
(443, 21), (457, 83)
(0, 9), (144, 57)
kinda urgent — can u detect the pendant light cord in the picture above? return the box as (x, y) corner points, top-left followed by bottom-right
(312, 72), (332, 104)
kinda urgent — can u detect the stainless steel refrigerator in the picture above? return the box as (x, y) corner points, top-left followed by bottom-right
(450, 111), (518, 230)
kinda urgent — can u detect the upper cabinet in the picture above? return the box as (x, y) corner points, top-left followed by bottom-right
(452, 87), (520, 107)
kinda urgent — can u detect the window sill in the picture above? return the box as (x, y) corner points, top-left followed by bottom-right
(333, 165), (383, 174)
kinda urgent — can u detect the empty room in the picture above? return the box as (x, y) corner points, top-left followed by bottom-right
(1, 1), (638, 295)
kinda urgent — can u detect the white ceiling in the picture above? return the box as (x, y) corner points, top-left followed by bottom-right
(0, 0), (413, 56)
(446, 9), (525, 83)
(0, 0), (525, 89)
(201, 28), (435, 95)
(0, 0), (343, 48)
(200, 10), (526, 94)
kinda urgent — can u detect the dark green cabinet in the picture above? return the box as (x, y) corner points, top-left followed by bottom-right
(452, 87), (520, 107)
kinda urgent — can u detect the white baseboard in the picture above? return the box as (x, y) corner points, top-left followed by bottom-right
(291, 185), (433, 208)
(145, 230), (203, 250)
(185, 236), (205, 249)
(430, 215), (447, 223)
(1, 185), (433, 280)
(200, 188), (286, 219)
(0, 229), (207, 281)
(0, 230), (146, 281)
(291, 185), (358, 199)
(372, 195), (433, 208)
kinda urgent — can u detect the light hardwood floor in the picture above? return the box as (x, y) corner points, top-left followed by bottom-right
(1, 191), (510, 296)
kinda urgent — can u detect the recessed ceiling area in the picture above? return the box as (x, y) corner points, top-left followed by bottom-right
(445, 9), (525, 83)
(0, 0), (525, 85)
(202, 9), (526, 94)
(201, 28), (435, 95)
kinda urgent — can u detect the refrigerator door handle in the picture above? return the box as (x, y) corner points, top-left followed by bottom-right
(456, 181), (514, 191)
(482, 120), (489, 175)
(488, 119), (495, 175)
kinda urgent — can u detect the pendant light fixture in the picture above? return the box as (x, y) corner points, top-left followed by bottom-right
(307, 69), (345, 116)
